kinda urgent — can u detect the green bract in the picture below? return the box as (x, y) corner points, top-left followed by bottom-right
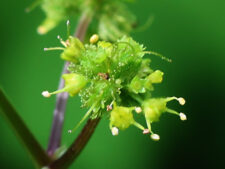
(43, 35), (187, 140)
(36, 0), (136, 41)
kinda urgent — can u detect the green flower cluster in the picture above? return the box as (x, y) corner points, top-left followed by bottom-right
(36, 0), (135, 41)
(42, 34), (187, 141)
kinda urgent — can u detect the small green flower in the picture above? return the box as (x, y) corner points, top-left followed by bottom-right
(109, 104), (145, 132)
(44, 35), (85, 63)
(42, 73), (87, 97)
(142, 97), (187, 140)
(61, 36), (85, 63)
(110, 106), (135, 130)
(43, 34), (187, 141)
(143, 98), (168, 123)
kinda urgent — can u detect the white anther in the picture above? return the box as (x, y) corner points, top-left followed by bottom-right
(135, 107), (142, 114)
(179, 112), (187, 121)
(42, 91), (51, 98)
(151, 134), (160, 141)
(111, 127), (119, 136)
(177, 97), (186, 105)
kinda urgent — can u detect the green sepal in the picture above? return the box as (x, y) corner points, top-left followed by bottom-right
(142, 98), (168, 123)
(62, 73), (87, 96)
(146, 70), (164, 84)
(110, 106), (134, 130)
(61, 37), (84, 63)
(128, 76), (147, 94)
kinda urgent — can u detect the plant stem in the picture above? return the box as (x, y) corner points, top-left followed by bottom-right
(47, 12), (92, 156)
(0, 88), (52, 168)
(49, 118), (100, 169)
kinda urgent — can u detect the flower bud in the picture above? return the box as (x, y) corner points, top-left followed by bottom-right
(90, 34), (99, 44)
(129, 76), (146, 94)
(146, 70), (164, 84)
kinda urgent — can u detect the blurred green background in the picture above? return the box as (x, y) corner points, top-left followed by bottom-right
(0, 0), (225, 168)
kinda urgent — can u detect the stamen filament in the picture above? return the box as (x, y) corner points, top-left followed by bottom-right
(144, 114), (153, 134)
(44, 47), (64, 51)
(145, 51), (172, 62)
(66, 20), (70, 38)
(166, 108), (179, 116)
(129, 93), (143, 104)
(50, 87), (69, 95)
(68, 103), (97, 133)
(57, 35), (68, 47)
(166, 96), (177, 102)
(132, 121), (145, 130)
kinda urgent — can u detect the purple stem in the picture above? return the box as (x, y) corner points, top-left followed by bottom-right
(47, 12), (92, 156)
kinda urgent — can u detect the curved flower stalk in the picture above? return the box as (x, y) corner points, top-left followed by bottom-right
(33, 0), (136, 41)
(42, 34), (187, 141)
